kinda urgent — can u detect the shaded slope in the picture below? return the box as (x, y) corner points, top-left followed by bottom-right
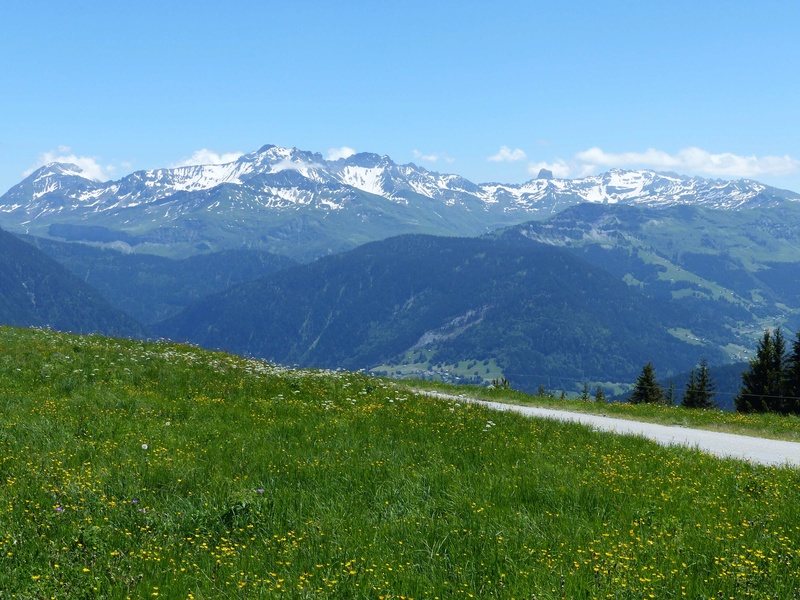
(157, 234), (717, 392)
(0, 228), (143, 336)
(24, 237), (297, 324)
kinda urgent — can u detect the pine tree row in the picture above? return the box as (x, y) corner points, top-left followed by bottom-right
(627, 328), (800, 414)
(628, 358), (716, 409)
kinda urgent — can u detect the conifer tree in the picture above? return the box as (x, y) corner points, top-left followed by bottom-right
(682, 369), (698, 408)
(683, 358), (716, 409)
(629, 362), (664, 405)
(784, 331), (800, 415)
(595, 385), (606, 403)
(736, 329), (787, 413)
(736, 330), (772, 413)
(666, 380), (676, 406)
(580, 382), (591, 402)
(768, 328), (787, 412)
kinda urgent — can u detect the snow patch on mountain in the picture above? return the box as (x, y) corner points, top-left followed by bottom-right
(2, 145), (798, 230)
(339, 166), (387, 197)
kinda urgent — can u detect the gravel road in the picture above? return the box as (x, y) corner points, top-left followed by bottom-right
(415, 390), (800, 467)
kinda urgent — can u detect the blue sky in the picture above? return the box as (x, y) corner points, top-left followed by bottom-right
(2, 0), (799, 194)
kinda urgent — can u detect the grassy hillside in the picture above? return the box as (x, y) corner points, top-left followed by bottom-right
(495, 203), (800, 357)
(2, 326), (800, 598)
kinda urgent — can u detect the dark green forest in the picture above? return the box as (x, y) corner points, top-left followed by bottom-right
(0, 228), (142, 337)
(157, 234), (719, 394)
(25, 237), (296, 324)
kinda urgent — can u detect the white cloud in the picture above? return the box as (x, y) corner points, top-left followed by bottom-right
(326, 146), (356, 161)
(488, 146), (527, 162)
(575, 146), (800, 178)
(527, 160), (572, 179)
(270, 158), (325, 173)
(525, 146), (800, 181)
(412, 149), (454, 164)
(24, 146), (114, 181)
(171, 148), (243, 168)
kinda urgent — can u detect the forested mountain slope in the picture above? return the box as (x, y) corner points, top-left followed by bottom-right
(23, 237), (297, 324)
(157, 234), (720, 392)
(0, 228), (143, 337)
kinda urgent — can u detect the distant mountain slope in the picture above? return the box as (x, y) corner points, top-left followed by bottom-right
(0, 228), (143, 336)
(2, 144), (796, 260)
(23, 237), (297, 324)
(156, 234), (721, 393)
(493, 202), (800, 358)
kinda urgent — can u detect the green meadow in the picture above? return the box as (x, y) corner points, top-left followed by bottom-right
(1, 326), (800, 598)
(404, 381), (800, 443)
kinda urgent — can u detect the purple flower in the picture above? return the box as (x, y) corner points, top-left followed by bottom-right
(131, 499), (139, 504)
(257, 487), (264, 494)
(55, 505), (64, 512)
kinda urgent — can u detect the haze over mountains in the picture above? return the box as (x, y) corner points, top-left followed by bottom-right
(2, 143), (800, 398)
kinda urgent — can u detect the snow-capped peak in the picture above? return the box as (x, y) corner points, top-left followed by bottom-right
(32, 163), (94, 182)
(1, 144), (797, 233)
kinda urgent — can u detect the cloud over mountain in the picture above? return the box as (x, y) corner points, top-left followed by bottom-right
(575, 147), (800, 178)
(327, 147), (356, 160)
(171, 149), (244, 168)
(488, 146), (526, 162)
(529, 146), (800, 180)
(24, 146), (114, 181)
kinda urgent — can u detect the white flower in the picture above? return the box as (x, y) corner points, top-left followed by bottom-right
(141, 444), (148, 450)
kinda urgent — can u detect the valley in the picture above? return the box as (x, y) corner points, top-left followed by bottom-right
(2, 146), (800, 398)
(6, 4), (798, 598)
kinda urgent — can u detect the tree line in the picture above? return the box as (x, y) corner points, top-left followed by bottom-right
(734, 328), (800, 414)
(628, 328), (800, 414)
(629, 358), (717, 409)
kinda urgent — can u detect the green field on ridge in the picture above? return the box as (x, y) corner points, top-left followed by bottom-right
(2, 327), (800, 598)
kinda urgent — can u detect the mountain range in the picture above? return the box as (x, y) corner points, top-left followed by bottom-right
(2, 144), (797, 260)
(3, 144), (800, 399)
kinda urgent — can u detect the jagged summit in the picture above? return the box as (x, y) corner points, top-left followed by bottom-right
(1, 143), (797, 257)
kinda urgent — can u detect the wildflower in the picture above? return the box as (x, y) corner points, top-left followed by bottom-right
(54, 505), (64, 512)
(257, 488), (264, 494)
(142, 443), (148, 450)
